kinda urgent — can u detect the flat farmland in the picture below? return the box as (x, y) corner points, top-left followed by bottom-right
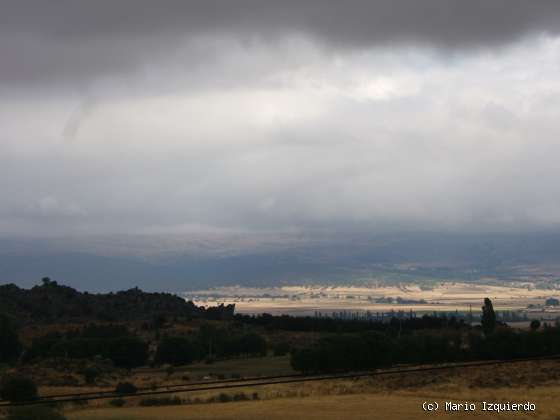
(188, 282), (560, 317)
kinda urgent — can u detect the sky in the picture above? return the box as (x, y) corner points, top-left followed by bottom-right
(3, 1), (560, 247)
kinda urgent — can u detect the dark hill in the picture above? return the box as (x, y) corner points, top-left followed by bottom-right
(0, 278), (234, 324)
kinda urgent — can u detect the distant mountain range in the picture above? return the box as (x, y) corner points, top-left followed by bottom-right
(1, 231), (560, 292)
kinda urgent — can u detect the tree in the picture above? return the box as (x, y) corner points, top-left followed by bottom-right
(155, 336), (200, 366)
(82, 367), (99, 385)
(530, 319), (541, 331)
(0, 375), (38, 403)
(481, 298), (496, 335)
(273, 341), (291, 356)
(198, 324), (219, 359)
(239, 333), (267, 357)
(115, 382), (137, 395)
(290, 347), (319, 373)
(106, 337), (149, 368)
(0, 314), (22, 363)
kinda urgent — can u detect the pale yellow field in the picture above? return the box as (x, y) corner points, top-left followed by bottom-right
(67, 388), (560, 420)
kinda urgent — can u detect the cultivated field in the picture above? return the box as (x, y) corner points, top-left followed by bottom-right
(188, 282), (560, 317)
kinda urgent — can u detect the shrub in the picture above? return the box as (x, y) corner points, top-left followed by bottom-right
(0, 314), (22, 364)
(106, 337), (149, 368)
(218, 393), (232, 403)
(6, 406), (66, 420)
(239, 333), (267, 356)
(115, 381), (137, 395)
(82, 367), (99, 384)
(273, 342), (290, 356)
(155, 337), (200, 366)
(109, 398), (126, 407)
(0, 375), (38, 403)
(233, 392), (250, 401)
(71, 399), (88, 407)
(28, 328), (148, 368)
(139, 396), (182, 406)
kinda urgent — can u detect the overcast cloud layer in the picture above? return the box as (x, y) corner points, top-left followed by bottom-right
(3, 1), (560, 242)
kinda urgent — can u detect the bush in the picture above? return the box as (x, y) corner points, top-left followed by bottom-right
(82, 367), (99, 384)
(6, 406), (66, 420)
(233, 392), (250, 401)
(218, 393), (232, 403)
(239, 333), (267, 356)
(139, 396), (182, 406)
(106, 337), (149, 368)
(155, 337), (200, 366)
(207, 393), (233, 403)
(273, 342), (290, 356)
(115, 381), (137, 395)
(0, 375), (38, 403)
(0, 314), (22, 364)
(109, 398), (126, 407)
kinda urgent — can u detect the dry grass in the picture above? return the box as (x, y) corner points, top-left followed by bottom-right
(67, 391), (560, 420)
(64, 359), (560, 419)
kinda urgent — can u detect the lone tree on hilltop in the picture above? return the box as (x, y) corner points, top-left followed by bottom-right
(481, 297), (496, 335)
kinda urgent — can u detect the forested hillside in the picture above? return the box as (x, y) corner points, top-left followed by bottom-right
(0, 278), (234, 323)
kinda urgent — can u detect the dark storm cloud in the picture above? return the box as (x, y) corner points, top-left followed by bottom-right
(4, 0), (560, 44)
(2, 0), (560, 86)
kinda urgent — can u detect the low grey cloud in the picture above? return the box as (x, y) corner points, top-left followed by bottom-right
(61, 97), (97, 141)
(3, 1), (560, 88)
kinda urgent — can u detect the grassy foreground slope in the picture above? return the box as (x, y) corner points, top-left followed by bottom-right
(68, 388), (560, 420)
(66, 359), (560, 420)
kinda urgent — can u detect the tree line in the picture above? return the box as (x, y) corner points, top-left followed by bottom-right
(291, 322), (560, 373)
(22, 324), (148, 368)
(155, 326), (267, 365)
(235, 312), (468, 333)
(2, 320), (268, 369)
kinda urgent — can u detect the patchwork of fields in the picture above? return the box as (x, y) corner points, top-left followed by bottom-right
(189, 282), (560, 318)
